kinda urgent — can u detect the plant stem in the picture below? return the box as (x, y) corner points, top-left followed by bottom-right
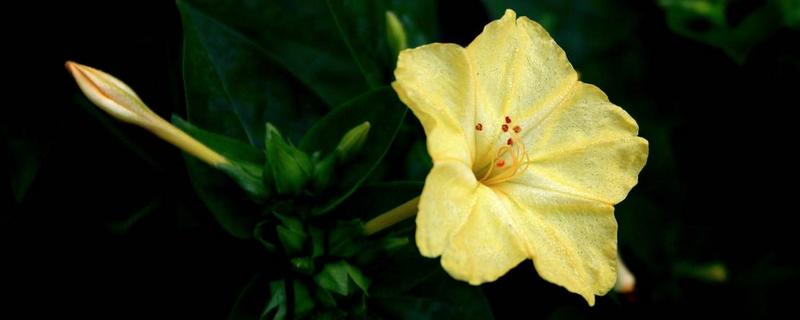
(363, 196), (420, 235)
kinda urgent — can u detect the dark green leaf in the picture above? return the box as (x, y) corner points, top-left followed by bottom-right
(179, 0), (436, 107)
(310, 226), (325, 258)
(180, 154), (261, 239)
(179, 0), (325, 146)
(172, 116), (264, 238)
(370, 243), (494, 319)
(657, 0), (787, 63)
(300, 88), (407, 215)
(293, 282), (316, 318)
(179, 0), (376, 107)
(314, 286), (338, 308)
(254, 221), (278, 254)
(277, 225), (307, 255)
(328, 220), (367, 258)
(173, 116), (263, 164)
(314, 260), (370, 296)
(336, 181), (423, 221)
(174, 116), (269, 198)
(482, 0), (639, 66)
(228, 274), (271, 320)
(386, 0), (438, 49)
(262, 281), (287, 320)
(342, 182), (493, 318)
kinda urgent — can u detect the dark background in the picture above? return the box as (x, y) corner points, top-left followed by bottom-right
(3, 0), (799, 318)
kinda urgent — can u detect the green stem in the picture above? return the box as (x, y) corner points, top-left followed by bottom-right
(363, 196), (420, 235)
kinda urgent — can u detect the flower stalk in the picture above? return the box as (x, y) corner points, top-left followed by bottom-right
(363, 196), (419, 235)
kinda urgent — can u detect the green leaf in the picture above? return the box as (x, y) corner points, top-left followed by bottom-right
(314, 260), (370, 296)
(779, 0), (800, 27)
(314, 286), (338, 308)
(344, 263), (371, 295)
(227, 275), (271, 320)
(657, 0), (788, 63)
(315, 262), (351, 296)
(172, 116), (264, 238)
(254, 220), (278, 254)
(262, 281), (287, 320)
(293, 281), (316, 319)
(328, 220), (367, 258)
(342, 182), (493, 319)
(300, 87), (407, 215)
(385, 0), (438, 49)
(173, 116), (263, 164)
(336, 181), (423, 221)
(174, 116), (269, 199)
(180, 156), (261, 239)
(310, 226), (325, 258)
(482, 0), (639, 66)
(277, 225), (307, 255)
(179, 0), (374, 107)
(179, 0), (326, 146)
(370, 243), (494, 319)
(179, 0), (436, 107)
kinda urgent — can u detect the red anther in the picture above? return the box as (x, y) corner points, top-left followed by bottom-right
(502, 124), (509, 132)
(507, 138), (513, 146)
(513, 125), (521, 133)
(475, 123), (483, 131)
(505, 116), (512, 124)
(496, 159), (505, 167)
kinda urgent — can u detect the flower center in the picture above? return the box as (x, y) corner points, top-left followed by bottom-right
(474, 115), (530, 186)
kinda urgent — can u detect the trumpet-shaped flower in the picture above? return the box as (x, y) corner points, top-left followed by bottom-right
(391, 9), (648, 305)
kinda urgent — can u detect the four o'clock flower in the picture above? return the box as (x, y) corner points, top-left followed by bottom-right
(390, 9), (648, 305)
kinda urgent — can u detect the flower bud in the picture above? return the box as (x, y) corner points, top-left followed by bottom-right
(336, 121), (370, 163)
(66, 61), (227, 166)
(385, 11), (408, 59)
(265, 123), (312, 195)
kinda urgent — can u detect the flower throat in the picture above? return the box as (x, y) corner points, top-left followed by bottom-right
(474, 115), (530, 185)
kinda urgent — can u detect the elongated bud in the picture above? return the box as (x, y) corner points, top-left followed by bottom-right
(385, 11), (408, 59)
(265, 123), (313, 195)
(336, 121), (370, 163)
(66, 61), (228, 166)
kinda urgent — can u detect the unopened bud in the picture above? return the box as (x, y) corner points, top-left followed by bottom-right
(265, 123), (312, 195)
(386, 11), (408, 59)
(66, 61), (227, 166)
(336, 121), (370, 163)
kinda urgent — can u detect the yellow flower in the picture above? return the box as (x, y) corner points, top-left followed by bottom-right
(391, 9), (648, 305)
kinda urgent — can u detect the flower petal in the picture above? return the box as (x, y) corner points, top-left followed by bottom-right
(440, 185), (527, 285)
(415, 161), (479, 256)
(393, 44), (476, 165)
(519, 82), (648, 204)
(495, 184), (618, 305)
(466, 10), (578, 169)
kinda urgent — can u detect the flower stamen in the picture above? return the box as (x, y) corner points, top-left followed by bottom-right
(476, 116), (531, 185)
